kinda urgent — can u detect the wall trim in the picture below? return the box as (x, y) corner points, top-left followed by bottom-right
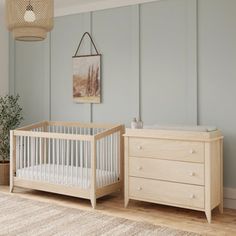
(224, 187), (236, 209)
(55, 0), (159, 17)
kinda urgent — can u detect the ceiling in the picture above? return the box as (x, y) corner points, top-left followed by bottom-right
(55, 0), (103, 9)
(0, 0), (158, 16)
(0, 0), (100, 7)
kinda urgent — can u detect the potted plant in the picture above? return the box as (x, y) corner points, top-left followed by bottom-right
(0, 95), (23, 185)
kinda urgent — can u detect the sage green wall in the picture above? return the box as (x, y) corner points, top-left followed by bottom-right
(0, 5), (9, 96)
(9, 0), (236, 189)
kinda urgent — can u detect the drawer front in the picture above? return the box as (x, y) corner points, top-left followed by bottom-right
(129, 177), (204, 209)
(129, 138), (204, 163)
(129, 157), (204, 185)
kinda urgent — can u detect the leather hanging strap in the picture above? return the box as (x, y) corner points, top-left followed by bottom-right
(73, 32), (99, 57)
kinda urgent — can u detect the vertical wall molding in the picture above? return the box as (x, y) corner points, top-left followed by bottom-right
(83, 12), (93, 123)
(186, 0), (198, 125)
(43, 36), (51, 121)
(196, 0), (199, 125)
(9, 35), (15, 95)
(90, 12), (93, 123)
(49, 32), (52, 120)
(131, 5), (141, 120)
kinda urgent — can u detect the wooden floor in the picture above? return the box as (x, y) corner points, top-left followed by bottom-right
(1, 186), (236, 236)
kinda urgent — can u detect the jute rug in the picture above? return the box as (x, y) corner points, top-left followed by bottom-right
(0, 193), (200, 236)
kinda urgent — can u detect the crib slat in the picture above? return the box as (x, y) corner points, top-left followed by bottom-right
(115, 132), (118, 181)
(76, 139), (78, 186)
(23, 136), (26, 178)
(44, 138), (46, 181)
(75, 128), (78, 186)
(118, 132), (120, 181)
(109, 135), (112, 183)
(111, 134), (113, 183)
(66, 140), (69, 185)
(16, 137), (18, 174)
(101, 136), (104, 187)
(20, 136), (22, 174)
(36, 137), (38, 180)
(57, 138), (59, 184)
(40, 137), (42, 181)
(31, 137), (34, 180)
(97, 140), (100, 188)
(85, 141), (88, 188)
(102, 138), (105, 186)
(52, 138), (55, 183)
(48, 137), (51, 182)
(27, 136), (30, 179)
(80, 140), (83, 188)
(62, 139), (64, 185)
(105, 136), (109, 185)
(71, 140), (74, 186)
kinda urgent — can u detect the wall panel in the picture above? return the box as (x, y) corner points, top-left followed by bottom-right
(0, 6), (9, 96)
(13, 39), (50, 125)
(198, 0), (236, 187)
(92, 6), (139, 126)
(50, 13), (92, 122)
(140, 0), (197, 125)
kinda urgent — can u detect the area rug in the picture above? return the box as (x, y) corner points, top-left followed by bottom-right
(0, 193), (200, 236)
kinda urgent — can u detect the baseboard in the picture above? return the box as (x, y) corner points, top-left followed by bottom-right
(224, 187), (236, 209)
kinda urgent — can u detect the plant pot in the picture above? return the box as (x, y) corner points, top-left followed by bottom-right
(0, 161), (10, 185)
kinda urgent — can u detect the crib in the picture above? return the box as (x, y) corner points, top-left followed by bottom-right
(10, 121), (125, 208)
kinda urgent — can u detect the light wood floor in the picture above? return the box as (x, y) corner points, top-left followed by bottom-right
(1, 186), (236, 236)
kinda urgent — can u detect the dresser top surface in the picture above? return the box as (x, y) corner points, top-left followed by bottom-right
(124, 128), (223, 142)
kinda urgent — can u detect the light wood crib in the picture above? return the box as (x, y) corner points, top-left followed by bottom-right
(10, 121), (125, 208)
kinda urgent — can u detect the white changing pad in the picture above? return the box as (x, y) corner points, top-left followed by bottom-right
(143, 124), (217, 132)
(17, 164), (119, 189)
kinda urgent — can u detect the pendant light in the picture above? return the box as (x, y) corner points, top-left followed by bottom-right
(5, 0), (54, 41)
(24, 1), (36, 23)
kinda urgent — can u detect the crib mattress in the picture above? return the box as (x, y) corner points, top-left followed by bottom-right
(16, 164), (119, 189)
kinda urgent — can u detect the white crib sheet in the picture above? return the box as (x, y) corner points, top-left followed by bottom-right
(17, 164), (119, 189)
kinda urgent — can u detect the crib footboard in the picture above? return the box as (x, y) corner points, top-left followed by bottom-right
(93, 125), (125, 206)
(10, 121), (125, 208)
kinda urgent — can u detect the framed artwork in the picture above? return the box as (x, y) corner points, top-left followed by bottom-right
(73, 55), (101, 103)
(73, 32), (101, 104)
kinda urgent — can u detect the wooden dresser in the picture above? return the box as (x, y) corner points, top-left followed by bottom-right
(124, 128), (223, 223)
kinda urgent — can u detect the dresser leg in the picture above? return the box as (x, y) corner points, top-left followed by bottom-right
(205, 210), (212, 223)
(10, 183), (14, 193)
(91, 198), (96, 209)
(219, 203), (224, 214)
(124, 198), (129, 208)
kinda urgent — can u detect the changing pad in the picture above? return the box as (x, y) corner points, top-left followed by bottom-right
(143, 125), (217, 132)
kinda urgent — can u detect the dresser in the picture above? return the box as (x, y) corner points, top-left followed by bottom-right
(124, 128), (223, 223)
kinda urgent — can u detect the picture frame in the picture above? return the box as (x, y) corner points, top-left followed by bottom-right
(73, 54), (101, 103)
(72, 32), (101, 104)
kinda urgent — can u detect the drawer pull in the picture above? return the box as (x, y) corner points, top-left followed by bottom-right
(137, 146), (142, 150)
(137, 166), (142, 171)
(190, 194), (195, 199)
(189, 149), (195, 154)
(137, 186), (142, 191)
(189, 172), (195, 176)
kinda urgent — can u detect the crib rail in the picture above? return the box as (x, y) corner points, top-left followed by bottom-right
(10, 121), (125, 198)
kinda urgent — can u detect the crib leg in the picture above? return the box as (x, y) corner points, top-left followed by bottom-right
(10, 176), (14, 193)
(91, 197), (96, 209)
(10, 183), (14, 193)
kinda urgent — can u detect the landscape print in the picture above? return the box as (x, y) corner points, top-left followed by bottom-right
(73, 55), (101, 103)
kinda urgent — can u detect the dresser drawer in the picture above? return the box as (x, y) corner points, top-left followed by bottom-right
(129, 138), (204, 163)
(129, 157), (204, 185)
(129, 177), (204, 209)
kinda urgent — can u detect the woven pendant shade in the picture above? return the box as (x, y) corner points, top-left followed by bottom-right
(5, 0), (54, 41)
